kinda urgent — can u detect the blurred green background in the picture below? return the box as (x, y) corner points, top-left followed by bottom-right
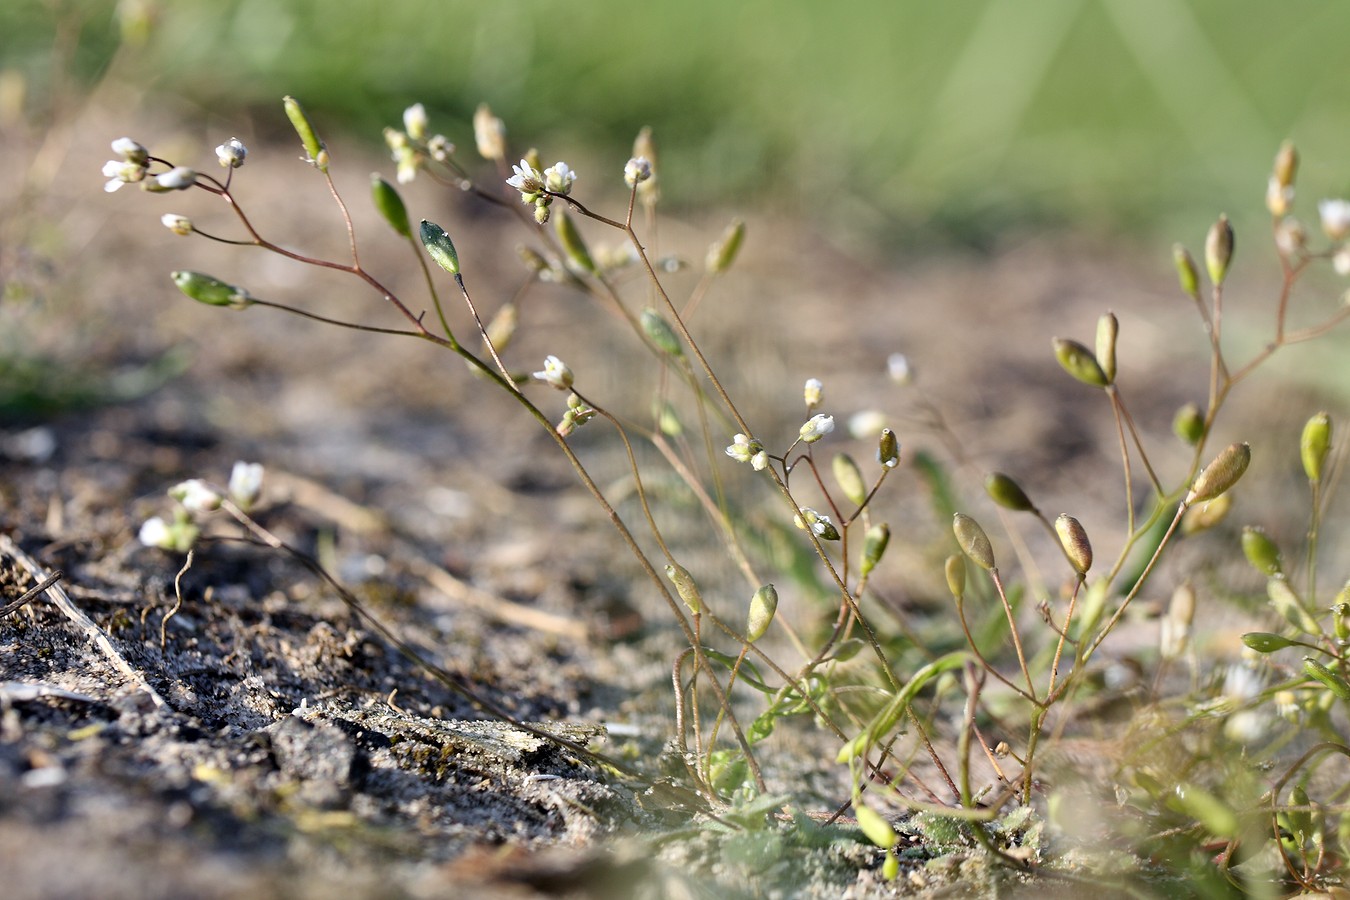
(7, 0), (1350, 250)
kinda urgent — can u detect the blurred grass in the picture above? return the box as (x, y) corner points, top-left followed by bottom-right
(7, 0), (1350, 250)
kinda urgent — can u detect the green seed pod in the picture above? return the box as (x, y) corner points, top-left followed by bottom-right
(1274, 140), (1298, 190)
(853, 801), (898, 849)
(170, 270), (252, 308)
(370, 174), (411, 238)
(1173, 244), (1200, 299)
(554, 211), (596, 273)
(1303, 657), (1350, 701)
(282, 96), (326, 171)
(420, 220), (460, 276)
(516, 244), (549, 274)
(641, 308), (683, 357)
(1286, 783), (1312, 847)
(984, 472), (1036, 513)
(706, 219), (746, 275)
(860, 523), (890, 577)
(1180, 491), (1232, 534)
(832, 638), (864, 662)
(1301, 412), (1332, 484)
(1242, 632), (1296, 653)
(1241, 526), (1283, 577)
(1172, 402), (1205, 446)
(664, 562), (702, 615)
(1335, 591), (1350, 641)
(1186, 442), (1250, 504)
(1205, 214), (1234, 286)
(832, 453), (868, 508)
(881, 851), (899, 881)
(952, 513), (995, 571)
(1095, 312), (1118, 385)
(1052, 337), (1108, 388)
(746, 583), (778, 642)
(654, 400), (682, 437)
(877, 428), (900, 469)
(944, 554), (966, 599)
(484, 302), (518, 351)
(1055, 514), (1092, 575)
(1269, 577), (1320, 635)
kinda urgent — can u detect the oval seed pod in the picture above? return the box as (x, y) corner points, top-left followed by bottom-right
(664, 563), (702, 615)
(746, 584), (778, 642)
(1173, 244), (1201, 299)
(1180, 491), (1232, 534)
(420, 220), (461, 276)
(1205, 214), (1234, 286)
(641, 308), (683, 357)
(473, 103), (506, 161)
(944, 554), (966, 599)
(881, 852), (900, 881)
(171, 271), (252, 308)
(877, 428), (900, 468)
(860, 523), (890, 577)
(984, 472), (1036, 513)
(1303, 658), (1350, 701)
(282, 96), (326, 171)
(1186, 442), (1251, 504)
(371, 175), (411, 238)
(1095, 312), (1118, 385)
(1241, 527), (1283, 577)
(484, 302), (519, 352)
(1274, 140), (1298, 189)
(953, 513), (995, 571)
(1172, 402), (1205, 446)
(853, 801), (898, 849)
(554, 211), (596, 273)
(832, 453), (868, 508)
(1242, 632), (1296, 653)
(1052, 337), (1109, 388)
(706, 219), (746, 274)
(1301, 412), (1332, 484)
(1055, 514), (1093, 575)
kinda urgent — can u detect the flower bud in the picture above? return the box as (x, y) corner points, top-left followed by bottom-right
(794, 508), (839, 541)
(531, 355), (573, 390)
(161, 213), (192, 236)
(554, 211), (596, 274)
(1334, 595), (1350, 642)
(665, 562), (702, 615)
(887, 353), (912, 385)
(1173, 244), (1200, 299)
(1303, 658), (1350, 701)
(1274, 141), (1298, 190)
(944, 554), (966, 598)
(1053, 337), (1108, 388)
(145, 166), (197, 192)
(1266, 176), (1294, 218)
(111, 137), (149, 166)
(877, 429), (899, 468)
(746, 584), (778, 641)
(641, 308), (683, 357)
(1241, 527), (1283, 577)
(1095, 312), (1118, 384)
(1319, 199), (1350, 242)
(1301, 412), (1332, 484)
(803, 377), (824, 411)
(799, 413), (835, 444)
(473, 104), (506, 161)
(1180, 491), (1231, 534)
(1186, 442), (1250, 504)
(420, 219), (460, 276)
(283, 96), (326, 171)
(171, 271), (252, 308)
(1241, 632), (1295, 653)
(706, 219), (746, 275)
(832, 453), (867, 507)
(403, 103), (428, 141)
(1205, 214), (1234, 286)
(228, 461), (264, 510)
(170, 479), (221, 513)
(984, 472), (1036, 513)
(1172, 402), (1205, 446)
(623, 156), (651, 187)
(953, 513), (995, 571)
(215, 137), (247, 169)
(1055, 514), (1092, 575)
(860, 523), (890, 577)
(372, 175), (411, 238)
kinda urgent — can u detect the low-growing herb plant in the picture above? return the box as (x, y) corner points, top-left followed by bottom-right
(110, 102), (1350, 892)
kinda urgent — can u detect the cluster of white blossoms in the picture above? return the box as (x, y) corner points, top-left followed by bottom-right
(506, 159), (577, 224)
(384, 103), (455, 184)
(139, 462), (265, 553)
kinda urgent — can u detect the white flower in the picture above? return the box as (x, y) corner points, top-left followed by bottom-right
(887, 353), (912, 385)
(793, 507), (839, 541)
(427, 134), (454, 162)
(532, 355), (573, 390)
(1335, 246), (1350, 276)
(102, 158), (146, 192)
(542, 161), (576, 194)
(798, 413), (834, 444)
(403, 103), (428, 140)
(624, 157), (652, 187)
(111, 137), (148, 165)
(725, 433), (763, 465)
(506, 159), (544, 197)
(161, 213), (193, 236)
(138, 516), (172, 548)
(215, 137), (247, 168)
(1319, 199), (1350, 241)
(228, 461), (264, 510)
(145, 167), (197, 192)
(750, 450), (768, 471)
(803, 378), (823, 411)
(169, 479), (221, 513)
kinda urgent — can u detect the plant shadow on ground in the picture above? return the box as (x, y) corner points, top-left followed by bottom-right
(3, 103), (1350, 899)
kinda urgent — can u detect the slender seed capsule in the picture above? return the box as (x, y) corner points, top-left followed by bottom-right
(1095, 312), (1118, 385)
(854, 801), (898, 848)
(283, 96), (326, 171)
(1055, 514), (1093, 575)
(945, 554), (966, 598)
(371, 175), (411, 238)
(877, 429), (900, 468)
(171, 270), (252, 308)
(664, 563), (702, 615)
(1303, 658), (1350, 701)
(1053, 337), (1108, 388)
(706, 219), (746, 274)
(554, 211), (596, 273)
(1205, 214), (1234, 286)
(420, 220), (460, 276)
(1241, 527), (1283, 577)
(832, 453), (867, 508)
(1186, 442), (1250, 504)
(984, 472), (1036, 513)
(1173, 244), (1201, 299)
(641, 308), (683, 357)
(953, 513), (995, 571)
(1301, 412), (1332, 484)
(1242, 632), (1296, 653)
(860, 523), (890, 577)
(746, 584), (778, 641)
